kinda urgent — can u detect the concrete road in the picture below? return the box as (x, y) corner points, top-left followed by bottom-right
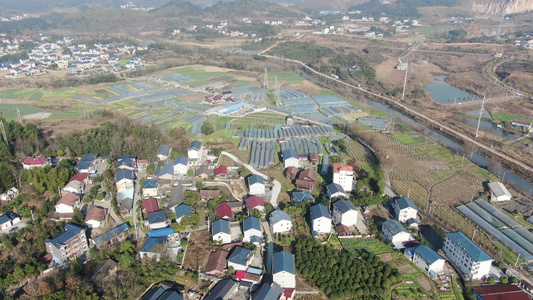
(204, 181), (241, 201)
(220, 151), (281, 207)
(0, 222), (27, 236)
(261, 220), (273, 243)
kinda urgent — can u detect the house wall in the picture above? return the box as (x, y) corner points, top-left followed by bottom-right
(143, 187), (159, 198)
(140, 252), (161, 262)
(271, 220), (292, 233)
(413, 254), (445, 274)
(213, 232), (231, 244)
(62, 186), (82, 194)
(149, 221), (167, 230)
(174, 164), (188, 175)
(188, 149), (199, 160)
(159, 174), (173, 181)
(283, 158), (299, 168)
(0, 222), (12, 230)
(243, 229), (262, 243)
(55, 203), (74, 214)
(85, 219), (102, 229)
(156, 154), (168, 161)
(490, 193), (512, 202)
(443, 237), (492, 280)
(312, 217), (331, 233)
(333, 172), (354, 192)
(273, 271), (296, 288)
(248, 183), (265, 195)
(340, 210), (358, 227)
(397, 207), (417, 223)
(391, 233), (411, 249)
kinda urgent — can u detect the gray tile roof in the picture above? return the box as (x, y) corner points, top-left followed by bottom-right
(396, 197), (417, 210)
(414, 245), (443, 265)
(333, 199), (356, 214)
(326, 183), (344, 196)
(270, 210), (291, 224)
(157, 144), (172, 156)
(227, 246), (252, 266)
(383, 219), (407, 236)
(147, 210), (167, 224)
(115, 169), (134, 181)
(310, 204), (330, 220)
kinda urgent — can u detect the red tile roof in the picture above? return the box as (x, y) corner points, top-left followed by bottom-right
(141, 198), (159, 213)
(215, 165), (228, 176)
(333, 163), (353, 173)
(284, 288), (295, 299)
(245, 196), (265, 209)
(216, 202), (233, 219)
(85, 207), (106, 222)
(70, 173), (89, 182)
(23, 155), (48, 166)
(298, 168), (318, 182)
(56, 193), (79, 207)
(474, 285), (529, 300)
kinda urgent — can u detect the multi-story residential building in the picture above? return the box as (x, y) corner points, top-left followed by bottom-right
(395, 197), (418, 223)
(332, 199), (359, 227)
(332, 163), (355, 193)
(443, 232), (493, 280)
(310, 204), (331, 234)
(45, 224), (88, 264)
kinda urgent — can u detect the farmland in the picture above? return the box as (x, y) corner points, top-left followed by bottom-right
(340, 237), (393, 256)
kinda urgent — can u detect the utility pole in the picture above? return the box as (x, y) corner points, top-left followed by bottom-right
(515, 254), (521, 266)
(263, 67), (269, 89)
(475, 95), (486, 138)
(401, 62), (408, 101)
(0, 120), (7, 145)
(15, 107), (22, 124)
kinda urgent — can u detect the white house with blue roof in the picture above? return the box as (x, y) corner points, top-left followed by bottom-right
(173, 156), (189, 175)
(310, 204), (332, 234)
(273, 251), (296, 288)
(394, 197), (418, 223)
(140, 237), (167, 261)
(156, 144), (172, 161)
(45, 224), (88, 264)
(270, 210), (292, 234)
(188, 140), (203, 165)
(410, 245), (445, 276)
(227, 246), (253, 271)
(443, 231), (492, 280)
(156, 163), (174, 180)
(115, 157), (136, 170)
(115, 169), (134, 192)
(212, 218), (231, 244)
(291, 190), (314, 205)
(382, 219), (412, 249)
(332, 199), (359, 227)
(142, 180), (159, 198)
(0, 212), (21, 231)
(282, 149), (299, 168)
(326, 183), (347, 199)
(247, 174), (265, 195)
(147, 210), (169, 230)
(175, 204), (192, 223)
(243, 216), (263, 244)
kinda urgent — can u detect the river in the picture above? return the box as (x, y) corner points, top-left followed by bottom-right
(460, 117), (516, 140)
(364, 99), (533, 196)
(424, 75), (477, 104)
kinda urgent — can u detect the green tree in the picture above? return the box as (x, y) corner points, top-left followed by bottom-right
(500, 276), (508, 284)
(201, 122), (214, 135)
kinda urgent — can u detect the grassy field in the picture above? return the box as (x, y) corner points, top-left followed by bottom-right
(491, 112), (533, 123)
(340, 238), (393, 256)
(268, 72), (304, 84)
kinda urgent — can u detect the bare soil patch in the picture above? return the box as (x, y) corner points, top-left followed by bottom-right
(397, 262), (417, 274)
(416, 274), (435, 292)
(183, 231), (211, 271)
(33, 104), (75, 111)
(378, 253), (393, 262)
(430, 172), (484, 206)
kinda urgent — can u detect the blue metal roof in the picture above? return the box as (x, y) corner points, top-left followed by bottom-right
(273, 251), (295, 274)
(254, 282), (282, 300)
(282, 149), (298, 160)
(148, 210), (167, 224)
(175, 156), (188, 166)
(157, 144), (172, 156)
(92, 223), (130, 245)
(310, 204), (330, 220)
(175, 204), (192, 219)
(270, 210), (291, 224)
(142, 286), (183, 300)
(148, 227), (174, 238)
(79, 153), (97, 163)
(115, 169), (134, 181)
(292, 190), (314, 204)
(140, 237), (166, 252)
(327, 183), (345, 196)
(118, 155), (136, 160)
(383, 219), (407, 236)
(115, 157), (134, 168)
(143, 180), (158, 189)
(248, 174), (264, 186)
(76, 162), (92, 170)
(414, 245), (443, 265)
(0, 212), (19, 225)
(396, 197), (417, 210)
(158, 163), (174, 176)
(446, 231), (492, 262)
(243, 216), (261, 232)
(333, 199), (356, 214)
(228, 246), (252, 266)
(188, 140), (202, 151)
(45, 224), (84, 248)
(212, 218), (230, 235)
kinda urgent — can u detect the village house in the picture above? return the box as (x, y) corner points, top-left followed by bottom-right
(0, 212), (21, 231)
(326, 183), (348, 199)
(395, 197), (418, 223)
(309, 152), (319, 166)
(332, 199), (359, 227)
(270, 210), (292, 234)
(215, 165), (228, 179)
(91, 223), (130, 249)
(77, 154), (97, 173)
(216, 202), (233, 219)
(175, 204), (192, 223)
(487, 181), (512, 202)
(382, 219), (412, 249)
(212, 218), (231, 244)
(156, 163), (174, 180)
(22, 154), (50, 169)
(139, 237), (167, 261)
(273, 251), (296, 289)
(247, 175), (265, 195)
(285, 166), (298, 180)
(255, 282), (282, 300)
(45, 224), (88, 264)
(115, 156), (136, 170)
(156, 144), (172, 161)
(147, 210), (169, 230)
(0, 187), (19, 202)
(115, 169), (134, 192)
(142, 180), (159, 198)
(84, 207), (106, 228)
(173, 157), (188, 175)
(243, 216), (263, 244)
(205, 250), (228, 277)
(291, 190), (314, 205)
(62, 180), (85, 195)
(141, 198), (159, 219)
(310, 204), (332, 235)
(54, 193), (81, 219)
(245, 195), (265, 212)
(405, 245), (445, 277)
(196, 164), (212, 179)
(205, 279), (238, 300)
(188, 140), (203, 166)
(473, 285), (530, 300)
(200, 189), (220, 201)
(332, 163), (355, 193)
(227, 246), (253, 271)
(295, 168), (318, 191)
(282, 149), (299, 169)
(443, 231), (492, 280)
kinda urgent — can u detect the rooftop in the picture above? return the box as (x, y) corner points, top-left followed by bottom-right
(333, 199), (356, 214)
(446, 231), (492, 262)
(215, 165), (228, 176)
(147, 210), (167, 224)
(228, 246), (252, 266)
(216, 202), (233, 219)
(143, 180), (158, 189)
(310, 204), (331, 220)
(327, 182), (345, 196)
(243, 216), (261, 231)
(473, 284), (530, 300)
(140, 237), (166, 253)
(292, 190), (314, 204)
(175, 204), (192, 219)
(273, 251), (295, 274)
(487, 181), (512, 197)
(213, 218), (230, 235)
(270, 209), (291, 224)
(115, 169), (134, 181)
(45, 224), (84, 249)
(92, 223), (130, 245)
(414, 245), (443, 265)
(282, 149), (298, 160)
(245, 196), (265, 209)
(396, 197), (417, 210)
(333, 163), (353, 173)
(141, 198), (159, 214)
(157, 144), (172, 156)
(56, 193), (79, 207)
(205, 250), (228, 276)
(383, 219), (408, 236)
(248, 174), (264, 186)
(175, 156), (188, 166)
(84, 207), (106, 222)
(188, 140), (202, 151)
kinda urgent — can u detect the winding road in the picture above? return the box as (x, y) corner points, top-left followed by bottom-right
(220, 151), (281, 207)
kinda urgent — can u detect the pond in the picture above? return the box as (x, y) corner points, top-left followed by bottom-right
(460, 117), (516, 140)
(424, 75), (477, 104)
(420, 225), (444, 250)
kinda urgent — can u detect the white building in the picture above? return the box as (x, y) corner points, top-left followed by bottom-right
(247, 175), (265, 195)
(0, 212), (21, 231)
(282, 149), (299, 169)
(270, 210), (292, 234)
(156, 144), (172, 161)
(310, 204), (331, 234)
(408, 245), (445, 276)
(382, 219), (412, 249)
(188, 140), (202, 165)
(227, 247), (253, 271)
(326, 183), (347, 199)
(273, 251), (296, 288)
(212, 219), (231, 244)
(243, 216), (263, 244)
(61, 180), (85, 195)
(395, 197), (418, 223)
(487, 181), (512, 202)
(443, 232), (492, 280)
(54, 193), (81, 215)
(173, 157), (188, 175)
(332, 199), (359, 227)
(333, 163), (355, 193)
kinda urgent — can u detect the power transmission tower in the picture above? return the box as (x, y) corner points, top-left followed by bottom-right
(275, 75), (281, 105)
(0, 120), (8, 145)
(475, 95), (486, 138)
(401, 62), (409, 101)
(263, 67), (269, 89)
(15, 107), (22, 123)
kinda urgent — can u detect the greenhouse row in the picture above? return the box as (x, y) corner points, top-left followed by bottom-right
(279, 136), (323, 155)
(249, 140), (276, 169)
